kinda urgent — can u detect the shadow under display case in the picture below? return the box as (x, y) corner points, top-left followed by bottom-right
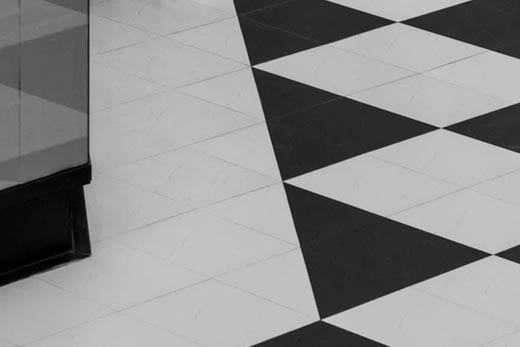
(0, 0), (90, 285)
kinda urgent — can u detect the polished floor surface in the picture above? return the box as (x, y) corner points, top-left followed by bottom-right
(3, 0), (520, 346)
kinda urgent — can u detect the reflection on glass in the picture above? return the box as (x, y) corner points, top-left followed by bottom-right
(0, 0), (88, 188)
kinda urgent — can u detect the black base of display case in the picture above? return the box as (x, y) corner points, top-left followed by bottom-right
(0, 164), (92, 286)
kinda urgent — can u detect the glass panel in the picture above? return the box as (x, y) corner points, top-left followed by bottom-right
(0, 0), (89, 188)
(0, 0), (20, 189)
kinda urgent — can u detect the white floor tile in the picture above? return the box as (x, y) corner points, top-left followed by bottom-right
(179, 68), (265, 119)
(416, 257), (520, 325)
(371, 130), (520, 187)
(124, 280), (312, 347)
(118, 210), (294, 276)
(90, 118), (178, 172)
(90, 63), (166, 112)
(350, 74), (510, 127)
(333, 23), (483, 72)
(257, 44), (412, 96)
(218, 249), (319, 318)
(91, 0), (230, 35)
(170, 17), (249, 64)
(426, 52), (520, 103)
(93, 37), (244, 88)
(0, 341), (14, 347)
(89, 15), (155, 56)
(192, 123), (281, 179)
(0, 279), (110, 345)
(94, 90), (257, 146)
(189, 0), (236, 14)
(86, 174), (191, 241)
(483, 331), (520, 347)
(106, 147), (276, 207)
(392, 190), (520, 253)
(39, 242), (205, 310)
(473, 170), (520, 207)
(288, 155), (458, 216)
(204, 183), (299, 244)
(328, 0), (471, 21)
(26, 313), (201, 347)
(325, 288), (515, 347)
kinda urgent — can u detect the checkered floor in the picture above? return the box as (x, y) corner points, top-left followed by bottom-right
(3, 0), (520, 346)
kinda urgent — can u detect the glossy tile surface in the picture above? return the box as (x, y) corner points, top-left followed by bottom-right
(6, 1), (520, 346)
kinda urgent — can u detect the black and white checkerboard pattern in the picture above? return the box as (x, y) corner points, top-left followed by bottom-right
(234, 0), (520, 345)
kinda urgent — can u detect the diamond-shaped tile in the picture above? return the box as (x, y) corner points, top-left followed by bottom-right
(233, 0), (288, 14)
(269, 97), (436, 158)
(237, 17), (321, 65)
(351, 74), (510, 127)
(288, 155), (458, 216)
(371, 129), (520, 187)
(333, 23), (483, 72)
(218, 249), (319, 317)
(252, 68), (341, 120)
(392, 189), (520, 253)
(192, 123), (281, 179)
(257, 43), (413, 96)
(118, 210), (294, 276)
(416, 257), (520, 325)
(497, 245), (520, 265)
(447, 103), (520, 154)
(205, 183), (299, 244)
(254, 321), (388, 347)
(284, 184), (487, 317)
(244, 0), (392, 44)
(106, 148), (276, 207)
(425, 52), (520, 103)
(180, 68), (265, 119)
(91, 0), (231, 35)
(169, 17), (249, 64)
(124, 280), (311, 347)
(325, 288), (514, 347)
(93, 37), (244, 89)
(472, 169), (520, 206)
(405, 0), (520, 59)
(266, 123), (352, 180)
(328, 0), (470, 21)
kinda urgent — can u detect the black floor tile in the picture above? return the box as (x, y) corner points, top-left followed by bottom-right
(244, 0), (392, 44)
(497, 245), (520, 264)
(238, 18), (320, 65)
(266, 124), (352, 180)
(252, 68), (341, 120)
(233, 0), (289, 15)
(284, 184), (489, 318)
(447, 103), (520, 153)
(253, 321), (388, 347)
(405, 0), (520, 58)
(269, 98), (436, 159)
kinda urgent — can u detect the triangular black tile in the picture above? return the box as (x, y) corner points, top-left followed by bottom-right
(43, 0), (88, 13)
(267, 123), (352, 180)
(234, 0), (289, 15)
(270, 98), (437, 158)
(405, 0), (520, 58)
(253, 321), (388, 347)
(284, 184), (489, 318)
(497, 245), (520, 264)
(446, 103), (520, 153)
(238, 17), (320, 65)
(245, 0), (393, 44)
(252, 68), (341, 120)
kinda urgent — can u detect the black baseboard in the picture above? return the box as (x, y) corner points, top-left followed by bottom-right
(0, 164), (92, 286)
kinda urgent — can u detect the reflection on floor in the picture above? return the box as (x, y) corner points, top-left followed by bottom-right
(3, 0), (520, 346)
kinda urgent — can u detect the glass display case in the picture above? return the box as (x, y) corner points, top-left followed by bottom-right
(0, 0), (90, 284)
